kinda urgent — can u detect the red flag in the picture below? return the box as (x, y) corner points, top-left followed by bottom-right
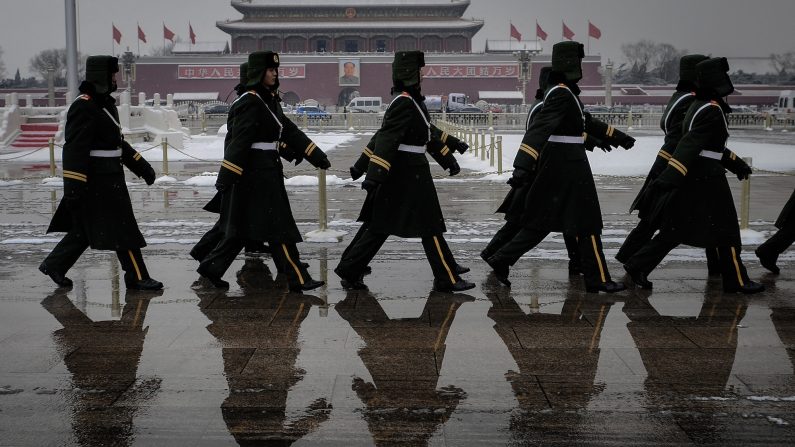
(588, 21), (602, 39)
(189, 22), (196, 45)
(112, 23), (122, 44)
(138, 25), (147, 43)
(562, 21), (575, 40)
(536, 21), (548, 41)
(163, 24), (175, 42)
(509, 23), (522, 41)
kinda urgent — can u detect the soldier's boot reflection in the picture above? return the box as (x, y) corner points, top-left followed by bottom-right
(198, 264), (330, 444)
(337, 289), (471, 446)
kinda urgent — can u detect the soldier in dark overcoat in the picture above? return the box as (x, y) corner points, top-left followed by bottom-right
(483, 42), (626, 293)
(40, 55), (162, 290)
(756, 188), (795, 274)
(616, 55), (752, 275)
(197, 51), (330, 291)
(623, 57), (764, 294)
(334, 51), (475, 292)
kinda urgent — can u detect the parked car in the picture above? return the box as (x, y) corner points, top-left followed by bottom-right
(731, 105), (761, 116)
(457, 106), (486, 114)
(203, 104), (230, 115)
(584, 105), (611, 113)
(293, 105), (331, 120)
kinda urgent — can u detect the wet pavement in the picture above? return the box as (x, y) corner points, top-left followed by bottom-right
(1, 132), (795, 445)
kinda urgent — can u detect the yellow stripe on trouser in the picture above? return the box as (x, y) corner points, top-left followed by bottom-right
(282, 244), (304, 285)
(730, 246), (745, 287)
(128, 250), (142, 280)
(591, 236), (606, 283)
(433, 236), (456, 284)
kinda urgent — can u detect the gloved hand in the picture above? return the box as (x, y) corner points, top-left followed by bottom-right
(142, 167), (156, 186)
(361, 178), (379, 192)
(448, 160), (460, 176)
(349, 165), (364, 180)
(455, 141), (469, 154)
(735, 161), (752, 181)
(598, 141), (612, 153)
(619, 135), (636, 150)
(506, 167), (530, 188)
(317, 157), (331, 170)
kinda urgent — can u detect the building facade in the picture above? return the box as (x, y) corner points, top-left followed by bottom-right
(217, 0), (484, 54)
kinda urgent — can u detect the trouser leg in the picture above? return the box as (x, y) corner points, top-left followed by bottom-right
(624, 228), (680, 276)
(42, 230), (90, 275)
(270, 242), (312, 288)
(577, 233), (613, 288)
(341, 222), (369, 262)
(190, 220), (224, 262)
(757, 225), (795, 258)
(481, 220), (522, 260)
(564, 233), (581, 271)
(705, 246), (721, 275)
(336, 228), (388, 278)
(421, 234), (460, 284)
(616, 218), (658, 263)
(198, 235), (245, 279)
(116, 247), (150, 283)
(488, 227), (549, 266)
(718, 245), (751, 290)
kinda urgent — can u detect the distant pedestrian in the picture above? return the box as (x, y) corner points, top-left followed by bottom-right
(40, 55), (162, 290)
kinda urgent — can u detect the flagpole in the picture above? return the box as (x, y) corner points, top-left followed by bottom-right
(112, 23), (115, 55)
(162, 22), (165, 51)
(587, 21), (590, 55)
(137, 22), (140, 55)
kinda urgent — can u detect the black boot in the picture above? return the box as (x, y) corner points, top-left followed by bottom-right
(586, 281), (626, 294)
(362, 265), (373, 275)
(433, 278), (476, 293)
(334, 267), (367, 290)
(197, 266), (230, 289)
(454, 264), (470, 275)
(724, 281), (765, 295)
(755, 248), (780, 275)
(568, 260), (582, 276)
(126, 278), (164, 290)
(485, 256), (511, 286)
(289, 279), (325, 292)
(39, 262), (73, 288)
(623, 265), (652, 289)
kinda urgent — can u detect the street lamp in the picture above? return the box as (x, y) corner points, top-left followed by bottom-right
(513, 46), (541, 106)
(121, 50), (136, 95)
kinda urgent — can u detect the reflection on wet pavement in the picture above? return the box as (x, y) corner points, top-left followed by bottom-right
(0, 136), (794, 445)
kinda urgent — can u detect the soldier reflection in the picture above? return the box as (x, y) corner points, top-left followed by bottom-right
(485, 284), (615, 441)
(623, 290), (748, 441)
(195, 258), (331, 445)
(41, 288), (162, 447)
(335, 289), (472, 446)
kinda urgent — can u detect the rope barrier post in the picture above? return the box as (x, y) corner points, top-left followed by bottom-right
(764, 113), (773, 131)
(162, 138), (169, 176)
(201, 111), (207, 134)
(480, 130), (486, 161)
(497, 136), (503, 175)
(489, 127), (495, 167)
(740, 157), (752, 230)
(488, 110), (493, 127)
(48, 138), (56, 177)
(318, 168), (328, 232)
(627, 110), (634, 131)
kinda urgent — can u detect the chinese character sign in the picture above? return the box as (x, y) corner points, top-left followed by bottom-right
(178, 65), (306, 79)
(422, 64), (519, 78)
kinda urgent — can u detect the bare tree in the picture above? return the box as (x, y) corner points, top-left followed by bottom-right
(148, 39), (178, 57)
(653, 43), (687, 83)
(620, 40), (658, 81)
(29, 48), (86, 85)
(770, 52), (795, 75)
(617, 40), (686, 84)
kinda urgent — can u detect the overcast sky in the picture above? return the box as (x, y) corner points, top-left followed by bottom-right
(1, 0), (794, 77)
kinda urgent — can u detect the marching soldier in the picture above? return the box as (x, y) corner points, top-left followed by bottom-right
(197, 51), (330, 291)
(334, 50), (475, 292)
(40, 55), (162, 290)
(481, 67), (634, 276)
(623, 57), (764, 294)
(483, 42), (626, 293)
(756, 188), (795, 274)
(616, 55), (752, 274)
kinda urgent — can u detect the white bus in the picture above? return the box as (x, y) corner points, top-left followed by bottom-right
(347, 96), (383, 113)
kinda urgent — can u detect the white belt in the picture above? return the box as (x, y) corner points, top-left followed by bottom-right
(397, 144), (426, 154)
(548, 135), (585, 144)
(251, 142), (277, 150)
(89, 149), (122, 157)
(699, 150), (722, 160)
